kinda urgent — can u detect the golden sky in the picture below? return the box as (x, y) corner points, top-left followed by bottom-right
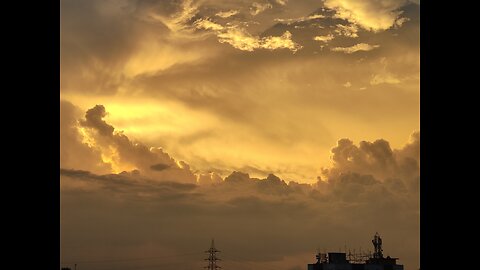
(60, 0), (419, 269)
(61, 0), (419, 183)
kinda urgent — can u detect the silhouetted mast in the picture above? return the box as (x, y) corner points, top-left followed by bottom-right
(372, 232), (383, 259)
(205, 239), (221, 270)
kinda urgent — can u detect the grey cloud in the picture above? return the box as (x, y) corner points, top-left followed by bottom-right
(61, 132), (420, 268)
(81, 105), (115, 136)
(61, 168), (198, 196)
(150, 163), (171, 171)
(61, 0), (143, 95)
(322, 131), (420, 195)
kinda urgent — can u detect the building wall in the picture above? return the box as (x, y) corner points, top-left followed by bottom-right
(323, 264), (352, 270)
(365, 265), (383, 270)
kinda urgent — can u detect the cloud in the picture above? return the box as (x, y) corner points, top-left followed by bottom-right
(370, 73), (401, 85)
(61, 0), (420, 192)
(195, 18), (302, 52)
(369, 58), (402, 85)
(81, 105), (115, 136)
(216, 26), (261, 51)
(215, 10), (239, 18)
(250, 2), (273, 16)
(331, 43), (380, 53)
(334, 23), (359, 38)
(146, 0), (199, 34)
(260, 31), (302, 52)
(324, 0), (410, 31)
(73, 104), (197, 183)
(313, 34), (334, 42)
(150, 163), (171, 171)
(60, 101), (112, 174)
(196, 172), (223, 185)
(394, 16), (410, 27)
(61, 133), (419, 270)
(194, 18), (224, 31)
(274, 14), (326, 25)
(321, 131), (419, 191)
(343, 81), (352, 87)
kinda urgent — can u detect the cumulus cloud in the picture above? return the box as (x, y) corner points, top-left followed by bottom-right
(260, 31), (302, 52)
(60, 101), (112, 174)
(69, 104), (197, 183)
(250, 2), (273, 16)
(331, 43), (380, 53)
(324, 0), (410, 31)
(334, 23), (359, 38)
(194, 18), (224, 31)
(313, 34), (334, 42)
(81, 105), (115, 136)
(215, 10), (239, 18)
(196, 172), (223, 185)
(394, 16), (410, 27)
(195, 18), (302, 52)
(61, 132), (419, 270)
(321, 131), (419, 192)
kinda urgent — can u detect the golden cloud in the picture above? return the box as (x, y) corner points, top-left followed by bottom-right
(195, 18), (302, 52)
(325, 0), (409, 31)
(313, 34), (335, 42)
(215, 9), (239, 18)
(331, 43), (380, 53)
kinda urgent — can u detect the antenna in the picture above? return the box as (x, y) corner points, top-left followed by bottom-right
(204, 239), (221, 270)
(372, 232), (384, 259)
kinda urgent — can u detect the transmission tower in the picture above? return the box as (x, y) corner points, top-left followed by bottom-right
(205, 239), (221, 270)
(372, 232), (384, 259)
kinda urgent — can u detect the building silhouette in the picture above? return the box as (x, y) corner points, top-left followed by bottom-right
(307, 233), (404, 270)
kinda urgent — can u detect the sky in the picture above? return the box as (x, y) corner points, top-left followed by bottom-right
(60, 0), (420, 269)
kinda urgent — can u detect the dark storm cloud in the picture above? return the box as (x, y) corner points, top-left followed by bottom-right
(61, 168), (197, 193)
(61, 133), (419, 270)
(81, 105), (115, 136)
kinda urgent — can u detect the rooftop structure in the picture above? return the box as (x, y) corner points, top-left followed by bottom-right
(307, 233), (403, 270)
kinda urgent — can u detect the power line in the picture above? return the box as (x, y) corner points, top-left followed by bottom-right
(61, 251), (203, 265)
(86, 259), (203, 270)
(221, 252), (283, 270)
